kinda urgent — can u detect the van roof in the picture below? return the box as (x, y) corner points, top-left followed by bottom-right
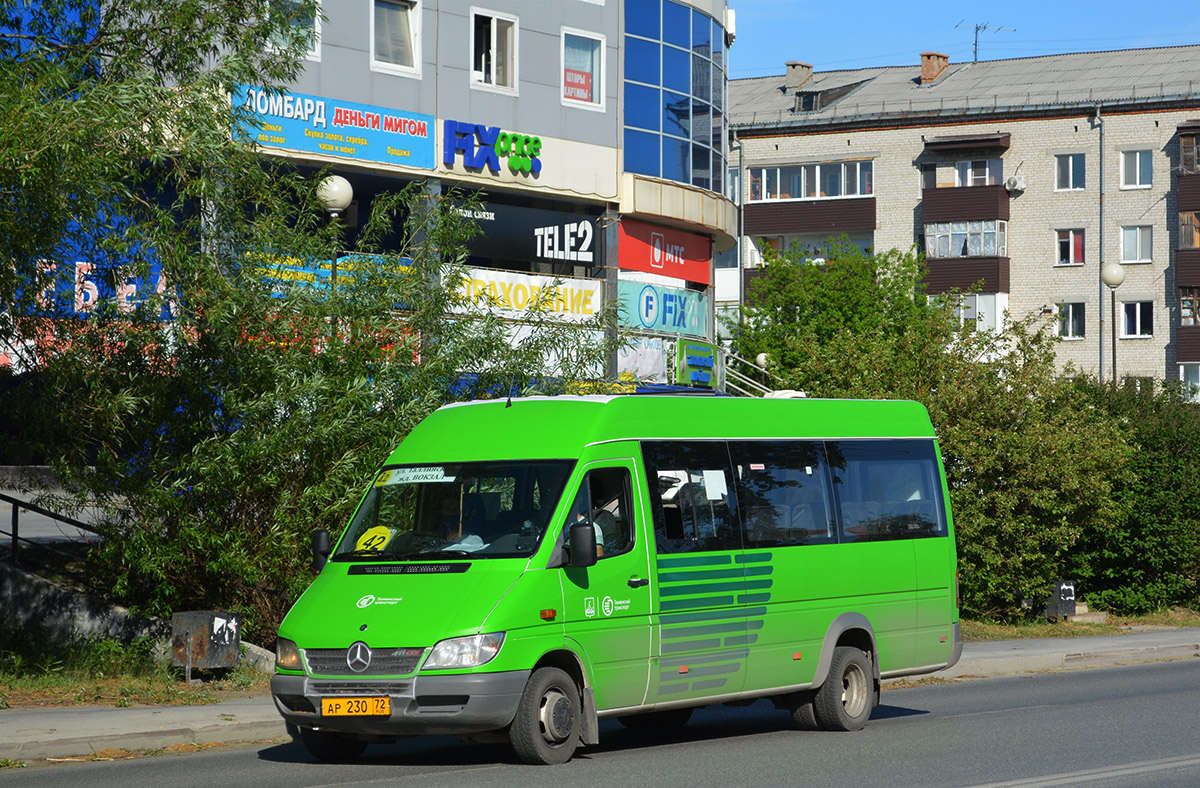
(386, 396), (936, 465)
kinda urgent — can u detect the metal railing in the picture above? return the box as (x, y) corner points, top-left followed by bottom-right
(1, 491), (102, 567)
(720, 348), (784, 397)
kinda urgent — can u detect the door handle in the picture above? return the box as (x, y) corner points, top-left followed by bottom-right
(627, 577), (649, 588)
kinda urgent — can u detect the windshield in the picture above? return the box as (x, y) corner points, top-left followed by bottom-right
(332, 460), (576, 561)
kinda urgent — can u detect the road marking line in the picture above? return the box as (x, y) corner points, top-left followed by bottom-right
(961, 753), (1200, 787)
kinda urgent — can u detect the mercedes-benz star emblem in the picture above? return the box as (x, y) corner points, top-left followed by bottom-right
(346, 641), (372, 673)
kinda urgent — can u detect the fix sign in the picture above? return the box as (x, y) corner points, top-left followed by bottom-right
(617, 219), (711, 286)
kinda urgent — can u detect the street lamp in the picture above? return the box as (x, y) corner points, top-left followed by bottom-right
(317, 175), (353, 286)
(1100, 262), (1125, 384)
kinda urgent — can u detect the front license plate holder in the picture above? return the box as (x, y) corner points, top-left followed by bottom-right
(320, 696), (391, 716)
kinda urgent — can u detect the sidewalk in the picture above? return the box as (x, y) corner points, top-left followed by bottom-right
(2, 628), (1198, 762)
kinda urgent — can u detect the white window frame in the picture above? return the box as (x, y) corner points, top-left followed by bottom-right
(1121, 300), (1154, 338)
(1055, 153), (1085, 191)
(560, 27), (605, 112)
(746, 160), (873, 202)
(1058, 302), (1085, 339)
(1181, 363), (1200, 402)
(1121, 225), (1153, 263)
(954, 158), (1002, 187)
(1055, 229), (1085, 266)
(371, 0), (422, 78)
(269, 0), (321, 62)
(1120, 149), (1153, 189)
(470, 7), (519, 95)
(923, 220), (1008, 259)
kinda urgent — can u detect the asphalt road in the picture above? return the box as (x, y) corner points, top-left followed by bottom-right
(3, 659), (1199, 787)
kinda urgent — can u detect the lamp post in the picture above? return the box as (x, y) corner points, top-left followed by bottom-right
(317, 175), (353, 287)
(1100, 262), (1125, 384)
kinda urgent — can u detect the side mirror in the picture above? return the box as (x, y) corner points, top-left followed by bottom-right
(567, 522), (597, 568)
(312, 529), (331, 571)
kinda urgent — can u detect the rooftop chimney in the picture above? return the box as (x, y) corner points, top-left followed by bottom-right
(920, 52), (949, 85)
(785, 61), (813, 92)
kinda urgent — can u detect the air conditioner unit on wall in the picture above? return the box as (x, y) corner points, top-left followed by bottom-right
(1005, 175), (1026, 193)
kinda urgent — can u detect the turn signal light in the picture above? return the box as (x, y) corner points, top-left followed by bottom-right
(540, 609), (557, 621)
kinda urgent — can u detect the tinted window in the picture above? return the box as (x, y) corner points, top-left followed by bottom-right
(662, 0), (690, 48)
(827, 440), (946, 542)
(729, 441), (836, 547)
(624, 36), (659, 85)
(642, 441), (742, 553)
(625, 0), (659, 39)
(625, 129), (659, 177)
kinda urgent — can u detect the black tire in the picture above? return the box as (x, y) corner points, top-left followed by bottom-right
(784, 691), (818, 730)
(299, 726), (368, 762)
(812, 646), (873, 732)
(509, 667), (582, 765)
(617, 707), (693, 729)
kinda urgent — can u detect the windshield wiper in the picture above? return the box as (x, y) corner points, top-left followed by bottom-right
(411, 549), (475, 560)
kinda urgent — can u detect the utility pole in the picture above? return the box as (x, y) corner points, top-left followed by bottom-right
(955, 21), (1016, 62)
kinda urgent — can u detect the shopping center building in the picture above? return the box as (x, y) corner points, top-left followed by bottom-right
(239, 0), (738, 386)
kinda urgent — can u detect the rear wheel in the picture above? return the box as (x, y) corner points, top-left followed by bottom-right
(509, 667), (581, 765)
(617, 707), (693, 729)
(813, 646), (872, 732)
(299, 727), (368, 762)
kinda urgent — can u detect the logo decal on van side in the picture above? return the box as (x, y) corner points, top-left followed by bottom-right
(357, 595), (376, 608)
(584, 597), (596, 618)
(356, 594), (403, 608)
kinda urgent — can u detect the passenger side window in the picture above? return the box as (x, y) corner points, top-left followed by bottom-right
(641, 441), (742, 554)
(729, 441), (836, 547)
(565, 467), (634, 560)
(827, 440), (947, 542)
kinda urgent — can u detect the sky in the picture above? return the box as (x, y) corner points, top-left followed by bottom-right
(727, 0), (1200, 80)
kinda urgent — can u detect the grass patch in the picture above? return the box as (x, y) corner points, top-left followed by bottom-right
(962, 606), (1200, 641)
(0, 622), (270, 709)
(0, 758), (27, 769)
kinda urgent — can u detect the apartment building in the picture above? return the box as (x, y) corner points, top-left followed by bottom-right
(725, 46), (1200, 387)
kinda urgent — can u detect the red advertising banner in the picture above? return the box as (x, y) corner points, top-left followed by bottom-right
(563, 68), (593, 102)
(618, 219), (712, 285)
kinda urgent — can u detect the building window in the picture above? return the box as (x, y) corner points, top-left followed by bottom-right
(270, 0), (320, 59)
(623, 0), (726, 194)
(955, 158), (1002, 187)
(1120, 149), (1153, 189)
(1059, 302), (1085, 339)
(1184, 136), (1200, 175)
(1181, 364), (1200, 402)
(561, 29), (604, 109)
(1122, 301), (1154, 337)
(920, 162), (937, 189)
(957, 293), (998, 333)
(471, 8), (517, 92)
(1055, 153), (1085, 191)
(747, 160), (873, 202)
(1181, 212), (1200, 249)
(1056, 229), (1085, 266)
(1121, 225), (1153, 263)
(923, 220), (1007, 258)
(1182, 288), (1198, 326)
(372, 0), (419, 75)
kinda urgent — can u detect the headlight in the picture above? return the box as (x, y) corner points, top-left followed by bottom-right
(423, 632), (505, 669)
(276, 637), (302, 671)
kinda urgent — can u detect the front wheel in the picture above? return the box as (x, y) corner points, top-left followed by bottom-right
(299, 727), (368, 762)
(509, 667), (582, 765)
(812, 646), (873, 732)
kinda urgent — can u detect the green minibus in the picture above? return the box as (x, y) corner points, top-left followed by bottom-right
(272, 395), (961, 764)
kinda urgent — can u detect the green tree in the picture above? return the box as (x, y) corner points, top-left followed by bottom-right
(733, 239), (1132, 619)
(0, 2), (620, 639)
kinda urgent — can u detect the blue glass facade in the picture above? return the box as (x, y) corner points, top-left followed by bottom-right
(624, 0), (725, 195)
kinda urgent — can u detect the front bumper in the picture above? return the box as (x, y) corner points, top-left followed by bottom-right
(271, 670), (531, 737)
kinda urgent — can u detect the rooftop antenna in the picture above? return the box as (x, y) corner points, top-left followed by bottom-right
(955, 21), (1016, 63)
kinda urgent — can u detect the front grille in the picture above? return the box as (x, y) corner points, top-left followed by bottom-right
(304, 647), (424, 676)
(309, 681), (412, 695)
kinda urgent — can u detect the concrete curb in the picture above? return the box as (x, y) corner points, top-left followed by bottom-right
(941, 635), (1200, 678)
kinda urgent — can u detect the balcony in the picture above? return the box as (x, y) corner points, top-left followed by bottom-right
(923, 257), (1010, 295)
(1178, 325), (1200, 363)
(1179, 172), (1200, 211)
(1178, 249), (1200, 287)
(743, 197), (876, 237)
(921, 185), (1009, 223)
